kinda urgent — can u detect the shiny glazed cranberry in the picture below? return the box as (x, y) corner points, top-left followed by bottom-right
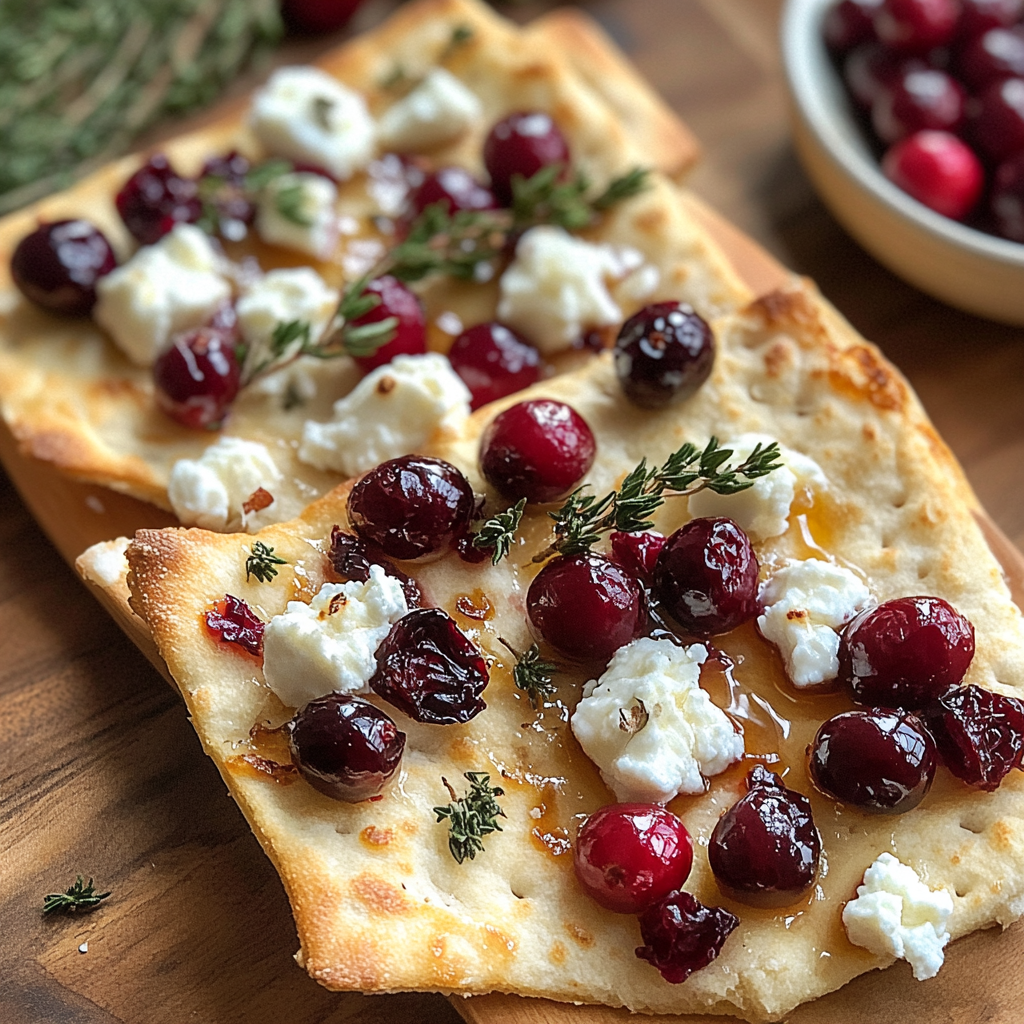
(289, 693), (405, 802)
(959, 0), (1024, 37)
(479, 399), (596, 504)
(882, 130), (985, 219)
(329, 526), (422, 607)
(809, 708), (937, 812)
(874, 0), (960, 51)
(527, 553), (645, 662)
(447, 322), (541, 411)
(840, 595), (975, 708)
(574, 804), (693, 914)
(370, 608), (488, 724)
(872, 69), (966, 143)
(957, 26), (1024, 91)
(483, 112), (570, 206)
(153, 326), (241, 430)
(611, 530), (666, 583)
(844, 43), (928, 107)
(635, 891), (739, 984)
(347, 455), (475, 561)
(116, 154), (201, 245)
(613, 303), (715, 409)
(708, 765), (821, 907)
(991, 152), (1024, 239)
(824, 0), (883, 51)
(971, 78), (1024, 162)
(281, 0), (363, 32)
(408, 166), (498, 219)
(10, 220), (117, 316)
(205, 595), (264, 656)
(349, 275), (426, 373)
(653, 518), (760, 637)
(922, 684), (1024, 790)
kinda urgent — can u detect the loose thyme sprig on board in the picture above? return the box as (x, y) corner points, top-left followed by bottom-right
(499, 638), (558, 709)
(245, 541), (287, 583)
(472, 499), (526, 565)
(434, 772), (506, 864)
(42, 876), (111, 915)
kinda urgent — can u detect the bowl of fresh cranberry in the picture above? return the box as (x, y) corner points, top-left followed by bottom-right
(782, 0), (1024, 324)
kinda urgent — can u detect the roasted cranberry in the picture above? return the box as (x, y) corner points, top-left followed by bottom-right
(840, 596), (975, 708)
(348, 276), (426, 374)
(882, 130), (985, 219)
(527, 553), (645, 662)
(447, 323), (541, 410)
(347, 455), (475, 561)
(574, 804), (693, 915)
(708, 765), (821, 907)
(874, 0), (960, 52)
(959, 0), (1024, 37)
(922, 684), (1024, 790)
(653, 518), (759, 637)
(370, 608), (488, 724)
(10, 220), (117, 316)
(289, 693), (404, 802)
(197, 151), (256, 239)
(844, 43), (928, 108)
(455, 533), (491, 563)
(479, 399), (596, 505)
(810, 708), (936, 812)
(635, 891), (738, 984)
(971, 77), (1024, 163)
(991, 151), (1024, 239)
(872, 69), (966, 143)
(611, 530), (666, 583)
(408, 166), (498, 219)
(153, 326), (241, 430)
(116, 154), (201, 245)
(329, 526), (422, 607)
(957, 26), (1024, 91)
(483, 112), (570, 206)
(281, 0), (363, 32)
(825, 0), (884, 51)
(613, 303), (715, 409)
(205, 595), (264, 656)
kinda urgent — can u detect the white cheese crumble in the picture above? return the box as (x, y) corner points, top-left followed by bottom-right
(298, 353), (471, 477)
(93, 224), (231, 366)
(167, 436), (282, 532)
(687, 433), (828, 542)
(843, 852), (954, 981)
(249, 66), (375, 181)
(262, 566), (408, 709)
(77, 537), (130, 589)
(757, 559), (872, 688)
(570, 637), (744, 803)
(256, 171), (339, 259)
(236, 266), (339, 353)
(377, 67), (483, 152)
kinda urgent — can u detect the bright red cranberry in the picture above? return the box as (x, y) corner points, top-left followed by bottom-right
(483, 112), (570, 206)
(872, 69), (966, 143)
(527, 553), (645, 662)
(116, 154), (201, 245)
(205, 595), (264, 656)
(10, 220), (117, 316)
(574, 804), (693, 915)
(370, 608), (488, 724)
(611, 530), (666, 583)
(635, 891), (739, 984)
(479, 399), (596, 505)
(280, 0), (364, 32)
(613, 303), (715, 409)
(922, 684), (1024, 790)
(197, 151), (256, 239)
(708, 765), (821, 906)
(882, 130), (985, 219)
(825, 0), (884, 51)
(153, 326), (241, 430)
(959, 0), (1024, 37)
(347, 455), (475, 561)
(957, 26), (1024, 91)
(839, 596), (975, 708)
(844, 43), (929, 108)
(408, 167), (498, 220)
(971, 77), (1024, 162)
(874, 0), (960, 51)
(447, 323), (541, 411)
(288, 694), (405, 802)
(653, 518), (759, 637)
(991, 151), (1024, 239)
(349, 276), (426, 374)
(328, 526), (422, 607)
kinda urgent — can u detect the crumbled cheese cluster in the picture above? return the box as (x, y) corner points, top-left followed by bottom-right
(256, 171), (339, 259)
(236, 267), (339, 352)
(377, 68), (482, 152)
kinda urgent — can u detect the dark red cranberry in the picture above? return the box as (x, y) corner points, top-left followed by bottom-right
(369, 608), (488, 724)
(882, 130), (984, 219)
(613, 303), (715, 409)
(348, 276), (426, 374)
(447, 323), (541, 411)
(328, 526), (422, 607)
(408, 167), (498, 220)
(153, 326), (241, 430)
(280, 0), (363, 32)
(708, 765), (821, 907)
(959, 0), (1024, 37)
(809, 708), (937, 812)
(991, 151), (1024, 239)
(874, 0), (960, 52)
(197, 151), (257, 239)
(205, 595), (264, 657)
(611, 530), (666, 583)
(844, 43), (929, 108)
(574, 804), (693, 915)
(957, 26), (1024, 90)
(970, 77), (1024, 163)
(653, 518), (759, 637)
(347, 455), (475, 561)
(872, 69), (966, 143)
(922, 684), (1024, 790)
(839, 596), (975, 708)
(483, 112), (570, 206)
(479, 399), (596, 504)
(825, 0), (884, 51)
(455, 533), (491, 563)
(288, 693), (404, 802)
(635, 891), (739, 984)
(527, 553), (645, 662)
(116, 154), (201, 245)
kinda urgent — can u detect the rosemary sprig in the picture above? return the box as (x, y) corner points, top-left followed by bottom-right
(500, 639), (558, 709)
(245, 541), (287, 583)
(43, 876), (111, 915)
(472, 498), (526, 565)
(434, 772), (506, 864)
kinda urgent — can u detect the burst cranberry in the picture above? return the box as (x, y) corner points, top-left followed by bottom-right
(289, 694), (404, 802)
(10, 220), (117, 316)
(347, 455), (475, 561)
(348, 275), (426, 373)
(328, 525), (422, 607)
(574, 804), (693, 915)
(611, 530), (666, 582)
(153, 326), (241, 430)
(922, 684), (1024, 790)
(957, 26), (1024, 91)
(991, 152), (1024, 239)
(882, 130), (984, 219)
(408, 166), (498, 219)
(635, 891), (739, 984)
(483, 112), (570, 206)
(197, 151), (256, 239)
(370, 608), (488, 724)
(205, 595), (264, 656)
(280, 0), (364, 32)
(527, 553), (645, 662)
(971, 77), (1024, 162)
(959, 0), (1024, 36)
(479, 399), (595, 504)
(825, 0), (884, 51)
(447, 323), (541, 410)
(872, 69), (966, 143)
(844, 43), (929, 107)
(874, 0), (960, 52)
(840, 596), (975, 708)
(809, 708), (937, 812)
(116, 154), (201, 245)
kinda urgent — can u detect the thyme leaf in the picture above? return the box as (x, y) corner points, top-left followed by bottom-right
(472, 498), (526, 565)
(43, 876), (111, 915)
(245, 541), (287, 583)
(500, 639), (558, 709)
(434, 772), (506, 864)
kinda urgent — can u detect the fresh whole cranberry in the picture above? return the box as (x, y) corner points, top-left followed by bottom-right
(369, 608), (488, 724)
(873, 0), (960, 52)
(574, 804), (693, 914)
(971, 77), (1024, 163)
(839, 595), (975, 708)
(882, 130), (985, 220)
(824, 0), (884, 52)
(116, 154), (201, 245)
(957, 26), (1024, 91)
(197, 151), (257, 240)
(280, 0), (364, 33)
(328, 525), (422, 607)
(153, 326), (241, 430)
(288, 693), (405, 802)
(408, 166), (498, 220)
(611, 530), (666, 583)
(872, 69), (966, 143)
(447, 323), (541, 411)
(844, 43), (929, 108)
(349, 276), (426, 373)
(205, 595), (264, 656)
(483, 112), (570, 206)
(10, 220), (117, 316)
(527, 553), (645, 662)
(991, 151), (1024, 239)
(959, 0), (1024, 37)
(347, 455), (475, 561)
(635, 891), (739, 984)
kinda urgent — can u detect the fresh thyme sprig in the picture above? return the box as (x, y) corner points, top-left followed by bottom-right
(434, 772), (506, 864)
(499, 638), (558, 709)
(43, 876), (111, 915)
(472, 498), (526, 565)
(245, 541), (287, 583)
(511, 165), (651, 232)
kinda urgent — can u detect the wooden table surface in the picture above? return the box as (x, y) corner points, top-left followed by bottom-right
(3, 2), (1024, 1023)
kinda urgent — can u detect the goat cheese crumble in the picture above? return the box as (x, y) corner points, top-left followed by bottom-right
(236, 267), (339, 351)
(256, 171), (339, 259)
(377, 68), (482, 152)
